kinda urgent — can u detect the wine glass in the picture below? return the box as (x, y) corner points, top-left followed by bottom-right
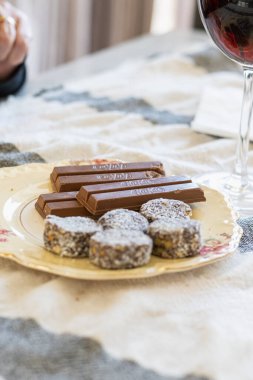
(197, 0), (253, 216)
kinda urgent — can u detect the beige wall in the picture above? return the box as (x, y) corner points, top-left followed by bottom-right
(9, 0), (196, 77)
(151, 0), (196, 33)
(11, 0), (154, 77)
(10, 0), (92, 77)
(176, 0), (196, 29)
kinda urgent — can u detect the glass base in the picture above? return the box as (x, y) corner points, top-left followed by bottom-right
(194, 171), (253, 217)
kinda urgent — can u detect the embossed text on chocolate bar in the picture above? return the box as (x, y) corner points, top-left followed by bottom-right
(77, 176), (192, 202)
(51, 161), (165, 182)
(84, 183), (206, 215)
(54, 171), (161, 192)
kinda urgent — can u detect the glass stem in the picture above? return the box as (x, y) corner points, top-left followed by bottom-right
(234, 68), (253, 188)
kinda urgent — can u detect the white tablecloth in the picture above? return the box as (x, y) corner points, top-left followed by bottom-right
(0, 41), (253, 380)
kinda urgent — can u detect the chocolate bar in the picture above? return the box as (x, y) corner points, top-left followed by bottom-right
(77, 182), (206, 215)
(78, 175), (192, 203)
(53, 171), (162, 192)
(51, 161), (165, 183)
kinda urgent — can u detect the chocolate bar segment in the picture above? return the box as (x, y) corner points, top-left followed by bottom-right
(54, 171), (162, 192)
(36, 192), (77, 210)
(81, 183), (206, 215)
(51, 161), (165, 182)
(35, 202), (47, 218)
(44, 200), (93, 218)
(77, 175), (192, 203)
(35, 191), (91, 219)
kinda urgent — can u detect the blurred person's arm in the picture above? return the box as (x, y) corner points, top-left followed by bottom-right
(0, 1), (31, 97)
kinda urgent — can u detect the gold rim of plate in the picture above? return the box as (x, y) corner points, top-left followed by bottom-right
(0, 161), (243, 281)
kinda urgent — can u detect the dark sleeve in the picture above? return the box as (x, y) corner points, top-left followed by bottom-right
(0, 63), (26, 97)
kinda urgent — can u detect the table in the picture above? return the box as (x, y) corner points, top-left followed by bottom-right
(0, 30), (253, 380)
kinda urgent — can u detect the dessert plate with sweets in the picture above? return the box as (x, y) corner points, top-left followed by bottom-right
(0, 159), (242, 280)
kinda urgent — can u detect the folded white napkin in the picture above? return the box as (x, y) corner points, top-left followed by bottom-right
(192, 72), (253, 141)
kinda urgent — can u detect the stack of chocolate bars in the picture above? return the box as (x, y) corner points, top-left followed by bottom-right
(35, 161), (206, 218)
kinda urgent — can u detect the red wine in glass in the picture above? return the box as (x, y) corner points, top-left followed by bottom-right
(200, 0), (253, 66)
(197, 0), (253, 215)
